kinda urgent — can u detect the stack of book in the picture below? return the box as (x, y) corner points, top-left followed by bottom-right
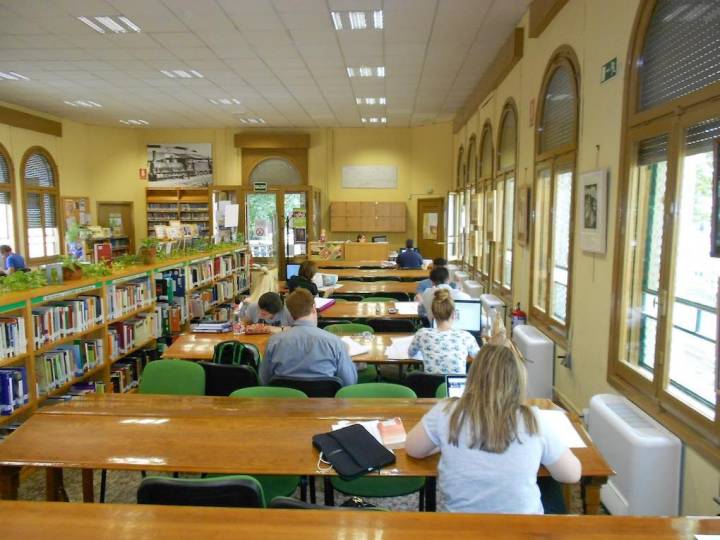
(111, 357), (144, 393)
(35, 338), (104, 396)
(107, 280), (151, 319)
(0, 316), (27, 359)
(188, 260), (213, 289)
(207, 303), (234, 322)
(190, 319), (232, 333)
(31, 296), (104, 348)
(188, 290), (214, 319)
(0, 366), (29, 416)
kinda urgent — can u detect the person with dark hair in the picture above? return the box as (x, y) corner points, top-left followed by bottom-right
(416, 257), (457, 295)
(356, 234), (366, 243)
(0, 245), (26, 274)
(259, 288), (357, 386)
(397, 239), (423, 269)
(287, 260), (335, 297)
(421, 266), (470, 322)
(239, 292), (294, 334)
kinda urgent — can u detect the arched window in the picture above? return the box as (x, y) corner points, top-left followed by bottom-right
(0, 144), (16, 250)
(456, 145), (464, 189)
(447, 146), (465, 261)
(465, 136), (477, 265)
(611, 0), (720, 437)
(21, 147), (60, 261)
(249, 157), (302, 186)
(531, 48), (580, 337)
(478, 122), (494, 283)
(495, 101), (518, 297)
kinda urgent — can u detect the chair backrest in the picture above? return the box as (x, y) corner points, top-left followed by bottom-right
(335, 382), (417, 399)
(360, 296), (394, 303)
(137, 475), (264, 508)
(199, 362), (258, 396)
(212, 341), (259, 371)
(364, 276), (401, 282)
(268, 375), (343, 398)
(367, 319), (417, 333)
(139, 359), (205, 395)
(402, 372), (446, 398)
(435, 382), (448, 398)
(230, 386), (308, 398)
(323, 323), (374, 335)
(269, 496), (383, 511)
(318, 319), (353, 329)
(330, 294), (364, 302)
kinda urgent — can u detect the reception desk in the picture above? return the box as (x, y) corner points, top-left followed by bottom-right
(310, 241), (390, 261)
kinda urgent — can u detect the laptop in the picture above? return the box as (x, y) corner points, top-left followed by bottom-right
(287, 263), (300, 279)
(371, 235), (388, 243)
(445, 375), (467, 398)
(432, 299), (483, 332)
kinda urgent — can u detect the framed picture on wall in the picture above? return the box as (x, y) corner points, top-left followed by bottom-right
(711, 139), (720, 257)
(516, 186), (530, 246)
(578, 169), (609, 254)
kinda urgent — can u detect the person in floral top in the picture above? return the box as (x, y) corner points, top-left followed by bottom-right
(408, 288), (480, 374)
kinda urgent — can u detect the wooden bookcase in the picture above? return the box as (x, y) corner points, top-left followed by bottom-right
(0, 245), (249, 427)
(146, 187), (210, 237)
(330, 201), (406, 232)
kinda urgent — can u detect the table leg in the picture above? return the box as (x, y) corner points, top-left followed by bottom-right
(323, 477), (334, 506)
(562, 483), (573, 513)
(424, 477), (436, 512)
(82, 469), (94, 503)
(0, 465), (20, 500)
(45, 468), (68, 502)
(583, 477), (606, 515)
(309, 475), (316, 504)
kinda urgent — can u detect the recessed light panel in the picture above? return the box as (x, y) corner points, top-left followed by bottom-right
(356, 97), (387, 105)
(161, 70), (204, 79)
(0, 72), (29, 81)
(209, 98), (242, 105)
(347, 67), (385, 78)
(64, 100), (102, 108)
(331, 10), (383, 30)
(119, 119), (149, 126)
(238, 118), (266, 125)
(361, 117), (387, 124)
(78, 16), (141, 34)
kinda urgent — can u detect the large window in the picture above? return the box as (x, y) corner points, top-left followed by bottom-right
(447, 146), (464, 261)
(0, 145), (16, 249)
(530, 50), (580, 339)
(22, 148), (60, 261)
(611, 0), (720, 459)
(495, 102), (518, 298)
(478, 123), (494, 285)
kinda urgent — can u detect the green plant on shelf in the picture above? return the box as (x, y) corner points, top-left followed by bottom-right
(80, 262), (112, 278)
(59, 255), (81, 272)
(111, 254), (140, 271)
(0, 270), (47, 293)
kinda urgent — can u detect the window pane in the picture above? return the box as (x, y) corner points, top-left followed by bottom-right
(503, 177), (515, 288)
(539, 65), (576, 153)
(284, 192), (306, 257)
(480, 131), (493, 178)
(550, 168), (573, 322)
(456, 148), (464, 189)
(447, 193), (456, 259)
(667, 120), (720, 414)
(499, 110), (517, 171)
(26, 192), (44, 258)
(0, 154), (9, 184)
(482, 185), (492, 276)
(493, 180), (504, 284)
(249, 158), (301, 186)
(464, 188), (472, 264)
(24, 153), (54, 187)
(0, 191), (13, 247)
(467, 140), (477, 183)
(533, 169), (552, 311)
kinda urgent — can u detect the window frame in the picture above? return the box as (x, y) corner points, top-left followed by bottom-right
(494, 100), (519, 300)
(609, 0), (720, 466)
(529, 47), (580, 345)
(478, 121), (495, 288)
(466, 136), (478, 268)
(0, 143), (19, 252)
(20, 146), (61, 264)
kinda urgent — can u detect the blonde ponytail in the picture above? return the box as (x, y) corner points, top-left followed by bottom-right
(431, 288), (455, 321)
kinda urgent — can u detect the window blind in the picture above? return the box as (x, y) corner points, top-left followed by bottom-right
(0, 155), (8, 185)
(0, 191), (9, 205)
(466, 140), (477, 182)
(639, 0), (720, 111)
(480, 131), (493, 178)
(26, 192), (42, 228)
(456, 147), (464, 186)
(539, 65), (576, 153)
(638, 134), (669, 165)
(43, 194), (57, 228)
(499, 109), (517, 170)
(685, 117), (720, 155)
(24, 153), (54, 187)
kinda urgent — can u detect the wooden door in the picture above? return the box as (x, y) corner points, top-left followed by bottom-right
(97, 202), (135, 253)
(416, 197), (444, 260)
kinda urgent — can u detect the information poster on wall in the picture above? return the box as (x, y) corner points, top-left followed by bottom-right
(423, 212), (438, 240)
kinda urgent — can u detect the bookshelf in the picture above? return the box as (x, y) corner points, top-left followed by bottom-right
(146, 187), (210, 237)
(0, 245), (249, 426)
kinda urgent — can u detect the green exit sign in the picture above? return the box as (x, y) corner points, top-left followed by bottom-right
(601, 57), (618, 83)
(253, 181), (268, 192)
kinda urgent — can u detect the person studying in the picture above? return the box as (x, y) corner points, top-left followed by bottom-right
(409, 289), (480, 374)
(286, 260), (334, 297)
(405, 345), (582, 514)
(259, 288), (357, 386)
(239, 292), (294, 334)
(396, 239), (423, 269)
(421, 267), (471, 322)
(0, 245), (26, 274)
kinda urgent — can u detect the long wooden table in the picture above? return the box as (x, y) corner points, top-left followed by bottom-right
(317, 259), (394, 268)
(319, 301), (419, 319)
(2, 501), (718, 539)
(280, 280), (419, 295)
(163, 331), (423, 366)
(0, 395), (612, 514)
(332, 268), (427, 280)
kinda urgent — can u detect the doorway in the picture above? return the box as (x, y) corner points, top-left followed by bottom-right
(97, 201), (135, 254)
(417, 197), (445, 260)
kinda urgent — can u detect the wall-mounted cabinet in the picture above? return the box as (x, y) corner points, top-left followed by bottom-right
(330, 202), (406, 232)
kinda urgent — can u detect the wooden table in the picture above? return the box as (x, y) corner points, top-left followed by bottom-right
(162, 332), (422, 366)
(317, 260), (394, 268)
(2, 501), (718, 539)
(319, 301), (419, 319)
(0, 396), (612, 514)
(279, 280), (419, 295)
(332, 268), (427, 280)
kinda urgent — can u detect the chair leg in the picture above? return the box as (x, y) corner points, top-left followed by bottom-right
(419, 487), (425, 511)
(309, 476), (316, 504)
(99, 469), (107, 503)
(300, 476), (308, 502)
(323, 477), (335, 506)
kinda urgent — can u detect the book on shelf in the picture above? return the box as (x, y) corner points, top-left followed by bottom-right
(34, 339), (104, 396)
(93, 242), (113, 263)
(108, 312), (159, 359)
(31, 296), (103, 348)
(0, 367), (29, 415)
(188, 290), (214, 319)
(155, 268), (186, 300)
(155, 300), (186, 336)
(0, 317), (27, 359)
(111, 356), (144, 393)
(187, 260), (213, 288)
(107, 280), (151, 319)
(213, 254), (236, 277)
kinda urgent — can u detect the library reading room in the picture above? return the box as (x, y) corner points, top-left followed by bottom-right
(0, 0), (718, 538)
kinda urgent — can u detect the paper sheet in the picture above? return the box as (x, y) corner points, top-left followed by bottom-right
(224, 204), (239, 227)
(319, 283), (343, 292)
(695, 536), (720, 539)
(341, 336), (371, 357)
(385, 335), (423, 360)
(394, 302), (419, 315)
(537, 409), (586, 448)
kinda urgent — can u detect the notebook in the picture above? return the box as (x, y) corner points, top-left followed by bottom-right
(314, 297), (336, 312)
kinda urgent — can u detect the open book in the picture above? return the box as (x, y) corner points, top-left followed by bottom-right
(332, 417), (406, 449)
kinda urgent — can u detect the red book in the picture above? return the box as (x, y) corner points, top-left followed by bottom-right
(94, 242), (112, 263)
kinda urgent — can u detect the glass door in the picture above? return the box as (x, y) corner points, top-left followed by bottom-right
(246, 192), (278, 265)
(211, 188), (239, 242)
(284, 192), (307, 259)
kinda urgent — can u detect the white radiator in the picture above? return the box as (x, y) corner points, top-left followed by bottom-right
(463, 280), (482, 299)
(446, 264), (459, 281)
(453, 271), (469, 287)
(511, 325), (553, 399)
(587, 394), (681, 516)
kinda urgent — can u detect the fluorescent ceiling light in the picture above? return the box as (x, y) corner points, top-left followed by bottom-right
(373, 10), (383, 29)
(239, 118), (266, 125)
(0, 71), (29, 81)
(347, 67), (385, 78)
(64, 100), (102, 108)
(119, 119), (149, 126)
(209, 98), (242, 105)
(331, 10), (383, 30)
(349, 12), (367, 29)
(362, 117), (387, 124)
(331, 12), (343, 30)
(161, 69), (204, 79)
(78, 15), (141, 34)
(356, 97), (387, 105)
(376, 66), (385, 77)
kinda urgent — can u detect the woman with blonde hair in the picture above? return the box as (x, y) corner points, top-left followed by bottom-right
(406, 345), (581, 513)
(408, 288), (479, 374)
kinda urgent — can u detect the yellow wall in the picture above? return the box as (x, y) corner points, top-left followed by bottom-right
(452, 0), (719, 515)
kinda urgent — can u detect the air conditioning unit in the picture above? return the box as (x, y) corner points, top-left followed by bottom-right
(587, 394), (682, 516)
(511, 324), (553, 399)
(453, 271), (469, 287)
(463, 280), (482, 299)
(446, 264), (459, 281)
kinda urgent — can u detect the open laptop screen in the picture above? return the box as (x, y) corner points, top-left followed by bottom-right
(446, 375), (467, 398)
(432, 299), (482, 332)
(287, 264), (300, 278)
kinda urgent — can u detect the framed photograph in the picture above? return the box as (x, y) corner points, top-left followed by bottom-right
(711, 140), (720, 257)
(516, 186), (530, 246)
(147, 143), (213, 187)
(578, 169), (609, 253)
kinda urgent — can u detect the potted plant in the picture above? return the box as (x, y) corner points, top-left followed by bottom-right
(139, 237), (159, 265)
(60, 255), (83, 281)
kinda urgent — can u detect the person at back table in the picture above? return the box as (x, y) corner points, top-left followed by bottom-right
(406, 345), (581, 514)
(421, 266), (470, 323)
(287, 260), (333, 297)
(409, 289), (479, 374)
(239, 292), (294, 334)
(0, 245), (26, 274)
(416, 257), (457, 295)
(396, 239), (423, 269)
(259, 288), (357, 386)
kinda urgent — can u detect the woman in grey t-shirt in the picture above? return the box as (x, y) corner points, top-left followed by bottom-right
(406, 345), (581, 513)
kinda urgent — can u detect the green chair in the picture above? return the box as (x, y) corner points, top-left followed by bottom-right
(360, 297), (395, 303)
(435, 382), (448, 398)
(330, 384), (426, 509)
(229, 386), (308, 502)
(323, 323), (377, 383)
(138, 359), (205, 396)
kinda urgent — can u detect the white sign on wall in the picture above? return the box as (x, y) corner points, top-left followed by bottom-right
(341, 165), (398, 189)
